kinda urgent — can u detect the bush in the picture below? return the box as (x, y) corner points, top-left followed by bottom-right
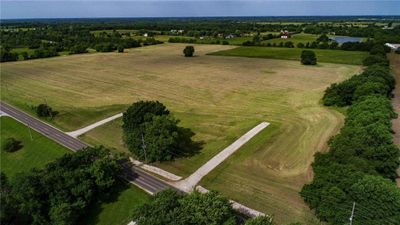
(183, 46), (195, 57)
(300, 50), (317, 65)
(2, 138), (22, 152)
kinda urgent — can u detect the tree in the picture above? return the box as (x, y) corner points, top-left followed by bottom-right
(132, 190), (236, 225)
(117, 45), (124, 53)
(353, 81), (389, 101)
(9, 147), (120, 225)
(183, 46), (195, 57)
(122, 101), (197, 162)
(317, 34), (330, 42)
(349, 175), (400, 224)
(36, 103), (58, 118)
(300, 50), (317, 65)
(362, 55), (389, 66)
(2, 137), (23, 152)
(245, 216), (273, 225)
(0, 47), (18, 62)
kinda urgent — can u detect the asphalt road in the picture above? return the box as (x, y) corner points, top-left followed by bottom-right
(0, 101), (172, 194)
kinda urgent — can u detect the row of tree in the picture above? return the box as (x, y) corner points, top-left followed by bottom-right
(0, 147), (121, 225)
(0, 26), (163, 62)
(132, 189), (288, 225)
(301, 47), (400, 224)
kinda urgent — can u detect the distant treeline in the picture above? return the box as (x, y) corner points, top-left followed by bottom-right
(301, 41), (400, 224)
(0, 27), (163, 62)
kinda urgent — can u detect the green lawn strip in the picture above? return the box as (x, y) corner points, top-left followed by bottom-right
(209, 46), (368, 65)
(0, 116), (69, 178)
(83, 181), (150, 225)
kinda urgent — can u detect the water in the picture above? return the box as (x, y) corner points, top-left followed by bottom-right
(330, 36), (362, 44)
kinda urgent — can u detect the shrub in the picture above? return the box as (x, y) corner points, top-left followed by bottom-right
(36, 104), (58, 118)
(300, 50), (317, 65)
(183, 46), (195, 57)
(3, 138), (22, 152)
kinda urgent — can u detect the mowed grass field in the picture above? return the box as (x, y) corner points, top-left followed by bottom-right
(209, 46), (368, 65)
(0, 117), (69, 178)
(1, 43), (361, 224)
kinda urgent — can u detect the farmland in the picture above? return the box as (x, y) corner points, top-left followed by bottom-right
(209, 46), (369, 65)
(0, 43), (361, 224)
(0, 116), (69, 178)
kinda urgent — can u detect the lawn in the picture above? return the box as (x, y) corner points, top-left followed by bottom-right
(1, 43), (361, 224)
(0, 116), (69, 178)
(209, 46), (368, 65)
(261, 32), (319, 45)
(83, 181), (150, 225)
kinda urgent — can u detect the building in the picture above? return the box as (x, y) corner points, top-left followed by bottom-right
(143, 33), (148, 37)
(225, 34), (235, 39)
(385, 43), (400, 52)
(280, 30), (290, 39)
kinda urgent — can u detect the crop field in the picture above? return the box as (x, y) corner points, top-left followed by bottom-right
(1, 43), (361, 224)
(210, 46), (368, 65)
(0, 117), (69, 178)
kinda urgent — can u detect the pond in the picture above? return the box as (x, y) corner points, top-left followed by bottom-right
(330, 36), (363, 44)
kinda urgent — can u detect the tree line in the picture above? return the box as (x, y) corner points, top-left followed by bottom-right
(0, 27), (163, 62)
(301, 46), (400, 224)
(132, 189), (300, 225)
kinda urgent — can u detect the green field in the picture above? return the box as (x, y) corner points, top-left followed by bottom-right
(83, 181), (150, 225)
(0, 116), (69, 178)
(0, 43), (361, 224)
(261, 33), (319, 45)
(209, 46), (368, 65)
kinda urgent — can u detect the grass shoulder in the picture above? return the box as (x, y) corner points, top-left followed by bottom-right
(0, 116), (69, 178)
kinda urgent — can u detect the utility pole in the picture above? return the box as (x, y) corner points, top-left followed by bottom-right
(349, 202), (356, 225)
(44, 98), (52, 119)
(28, 125), (33, 141)
(141, 133), (147, 163)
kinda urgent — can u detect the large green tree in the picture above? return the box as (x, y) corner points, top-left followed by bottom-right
(122, 101), (197, 162)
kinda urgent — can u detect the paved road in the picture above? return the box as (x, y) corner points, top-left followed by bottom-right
(0, 101), (172, 194)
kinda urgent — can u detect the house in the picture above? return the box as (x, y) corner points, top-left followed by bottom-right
(225, 34), (235, 39)
(280, 30), (290, 39)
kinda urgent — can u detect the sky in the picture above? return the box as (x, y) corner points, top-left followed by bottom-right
(1, 0), (400, 19)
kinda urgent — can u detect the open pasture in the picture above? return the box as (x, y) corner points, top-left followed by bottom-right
(1, 43), (360, 223)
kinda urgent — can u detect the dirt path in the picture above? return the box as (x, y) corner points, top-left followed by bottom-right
(388, 53), (400, 186)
